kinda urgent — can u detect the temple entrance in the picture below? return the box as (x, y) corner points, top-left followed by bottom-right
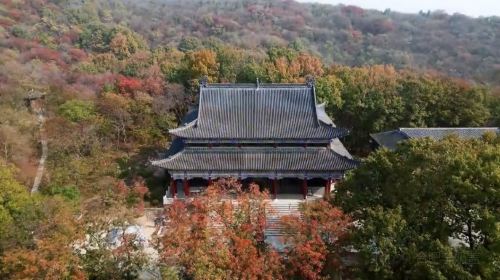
(278, 178), (301, 194)
(189, 178), (208, 197)
(308, 178), (326, 198)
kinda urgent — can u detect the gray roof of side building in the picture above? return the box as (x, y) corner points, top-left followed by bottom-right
(169, 84), (348, 142)
(370, 127), (499, 150)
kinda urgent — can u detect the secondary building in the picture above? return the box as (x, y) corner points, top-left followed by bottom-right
(370, 127), (499, 150)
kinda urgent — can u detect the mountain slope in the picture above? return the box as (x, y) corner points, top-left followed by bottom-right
(109, 0), (500, 85)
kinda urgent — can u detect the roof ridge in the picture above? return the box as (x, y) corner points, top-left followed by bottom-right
(205, 83), (309, 88)
(169, 119), (197, 135)
(311, 85), (320, 127)
(399, 127), (499, 130)
(150, 148), (185, 165)
(370, 129), (400, 136)
(326, 148), (360, 166)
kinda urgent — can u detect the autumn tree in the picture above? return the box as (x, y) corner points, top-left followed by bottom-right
(1, 197), (85, 279)
(264, 48), (324, 83)
(95, 92), (132, 145)
(0, 162), (85, 279)
(152, 48), (185, 82)
(160, 178), (284, 280)
(280, 200), (352, 280)
(183, 49), (219, 83)
(152, 83), (191, 122)
(140, 64), (166, 96)
(76, 182), (152, 280)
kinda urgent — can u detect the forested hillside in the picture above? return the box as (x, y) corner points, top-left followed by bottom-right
(121, 0), (500, 85)
(0, 0), (499, 278)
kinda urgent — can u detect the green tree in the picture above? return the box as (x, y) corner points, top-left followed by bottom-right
(0, 163), (85, 279)
(328, 65), (404, 152)
(79, 23), (114, 53)
(109, 27), (147, 60)
(336, 134), (500, 279)
(0, 163), (38, 253)
(315, 75), (344, 111)
(58, 99), (97, 123)
(178, 36), (202, 52)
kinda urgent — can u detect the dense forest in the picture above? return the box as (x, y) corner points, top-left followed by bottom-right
(0, 0), (499, 279)
(117, 0), (500, 85)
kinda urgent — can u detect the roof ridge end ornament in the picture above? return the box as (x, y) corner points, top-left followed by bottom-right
(200, 76), (208, 87)
(306, 76), (315, 88)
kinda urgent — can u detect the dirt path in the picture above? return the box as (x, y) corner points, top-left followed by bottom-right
(31, 112), (47, 194)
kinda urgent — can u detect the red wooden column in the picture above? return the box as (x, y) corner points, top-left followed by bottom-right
(208, 177), (212, 186)
(302, 179), (308, 199)
(324, 179), (332, 198)
(272, 179), (278, 200)
(183, 178), (190, 197)
(170, 179), (177, 198)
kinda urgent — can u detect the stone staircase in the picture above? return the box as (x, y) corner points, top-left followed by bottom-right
(265, 199), (302, 237)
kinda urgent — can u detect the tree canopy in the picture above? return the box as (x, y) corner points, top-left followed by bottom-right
(160, 179), (352, 280)
(335, 134), (500, 279)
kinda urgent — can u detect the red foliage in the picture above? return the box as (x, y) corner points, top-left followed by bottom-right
(115, 177), (149, 213)
(60, 29), (81, 44)
(342, 5), (365, 17)
(141, 65), (165, 95)
(8, 9), (23, 21)
(67, 48), (87, 62)
(280, 200), (352, 279)
(74, 72), (119, 93)
(116, 180), (128, 195)
(0, 17), (14, 27)
(366, 19), (396, 35)
(116, 76), (143, 95)
(4, 37), (39, 51)
(22, 47), (66, 67)
(161, 179), (284, 279)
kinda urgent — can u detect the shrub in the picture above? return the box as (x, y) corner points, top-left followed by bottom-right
(58, 100), (96, 122)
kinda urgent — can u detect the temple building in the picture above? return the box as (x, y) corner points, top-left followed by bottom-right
(370, 127), (499, 150)
(152, 79), (358, 204)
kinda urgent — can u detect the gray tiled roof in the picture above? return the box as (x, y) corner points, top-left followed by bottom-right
(152, 146), (358, 173)
(170, 84), (347, 141)
(316, 103), (334, 125)
(369, 130), (410, 150)
(314, 105), (353, 158)
(370, 127), (499, 150)
(400, 127), (499, 139)
(330, 138), (353, 159)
